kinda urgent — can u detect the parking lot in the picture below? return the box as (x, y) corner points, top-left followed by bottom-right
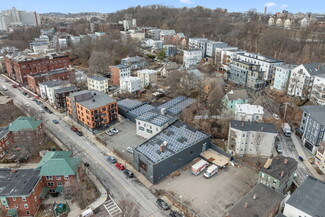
(153, 164), (256, 217)
(97, 120), (146, 163)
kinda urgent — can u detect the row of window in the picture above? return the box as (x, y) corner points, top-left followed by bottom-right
(46, 175), (68, 180)
(47, 182), (63, 187)
(138, 126), (153, 134)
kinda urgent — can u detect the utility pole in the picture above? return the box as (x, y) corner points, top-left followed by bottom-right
(283, 102), (290, 122)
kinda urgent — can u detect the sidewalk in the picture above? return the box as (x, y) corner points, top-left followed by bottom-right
(61, 116), (154, 189)
(291, 134), (325, 180)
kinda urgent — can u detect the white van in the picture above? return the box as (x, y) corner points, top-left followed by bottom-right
(2, 86), (8, 91)
(203, 164), (218, 178)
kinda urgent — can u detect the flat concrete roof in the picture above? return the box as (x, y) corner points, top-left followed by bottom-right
(200, 149), (230, 167)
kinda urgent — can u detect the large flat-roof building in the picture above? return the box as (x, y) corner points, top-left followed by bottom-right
(87, 75), (109, 94)
(235, 104), (264, 122)
(66, 90), (118, 131)
(133, 121), (210, 184)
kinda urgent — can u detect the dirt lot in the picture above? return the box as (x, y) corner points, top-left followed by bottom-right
(97, 120), (146, 163)
(153, 164), (256, 217)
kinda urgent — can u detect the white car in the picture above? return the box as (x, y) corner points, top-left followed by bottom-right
(111, 128), (119, 134)
(126, 147), (133, 154)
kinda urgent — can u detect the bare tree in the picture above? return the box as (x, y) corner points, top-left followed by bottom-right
(118, 200), (140, 217)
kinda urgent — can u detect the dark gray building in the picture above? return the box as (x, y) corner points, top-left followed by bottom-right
(54, 86), (79, 112)
(283, 176), (325, 217)
(133, 121), (210, 184)
(299, 106), (325, 154)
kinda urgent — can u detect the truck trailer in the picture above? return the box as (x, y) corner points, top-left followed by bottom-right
(191, 159), (209, 175)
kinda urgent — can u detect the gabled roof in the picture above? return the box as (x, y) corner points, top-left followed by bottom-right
(36, 151), (80, 176)
(285, 176), (325, 217)
(231, 120), (278, 134)
(226, 89), (249, 101)
(260, 156), (297, 182)
(8, 117), (42, 132)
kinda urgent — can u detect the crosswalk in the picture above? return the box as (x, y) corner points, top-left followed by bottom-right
(103, 195), (122, 217)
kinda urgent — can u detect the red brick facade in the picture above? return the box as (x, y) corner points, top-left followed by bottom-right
(1, 178), (44, 217)
(0, 131), (11, 159)
(27, 69), (73, 94)
(110, 65), (130, 86)
(10, 123), (45, 146)
(4, 54), (70, 84)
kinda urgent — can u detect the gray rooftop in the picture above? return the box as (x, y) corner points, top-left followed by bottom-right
(54, 86), (79, 94)
(302, 106), (325, 125)
(0, 128), (9, 139)
(164, 62), (178, 70)
(228, 183), (285, 217)
(69, 90), (116, 110)
(227, 89), (249, 101)
(238, 52), (283, 63)
(30, 68), (70, 78)
(275, 64), (297, 70)
(118, 98), (144, 110)
(286, 176), (325, 217)
(39, 79), (65, 87)
(88, 75), (108, 81)
(302, 63), (325, 76)
(0, 169), (41, 197)
(231, 120), (278, 134)
(111, 64), (129, 69)
(135, 121), (209, 164)
(129, 104), (155, 117)
(260, 156), (297, 182)
(136, 110), (176, 127)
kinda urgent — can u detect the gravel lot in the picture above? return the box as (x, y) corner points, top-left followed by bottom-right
(153, 164), (256, 217)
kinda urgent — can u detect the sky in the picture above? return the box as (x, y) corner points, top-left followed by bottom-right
(0, 0), (324, 14)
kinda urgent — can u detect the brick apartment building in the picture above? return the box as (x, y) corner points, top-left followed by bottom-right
(109, 64), (131, 86)
(8, 117), (44, 146)
(4, 52), (70, 84)
(0, 169), (45, 217)
(27, 68), (73, 94)
(66, 90), (118, 131)
(36, 151), (81, 194)
(0, 128), (11, 159)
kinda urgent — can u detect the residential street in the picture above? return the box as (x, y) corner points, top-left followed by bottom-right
(0, 78), (167, 217)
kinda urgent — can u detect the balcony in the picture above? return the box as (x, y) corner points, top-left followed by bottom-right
(315, 84), (325, 93)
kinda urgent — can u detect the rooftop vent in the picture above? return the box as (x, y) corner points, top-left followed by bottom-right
(92, 99), (95, 102)
(281, 170), (285, 177)
(244, 203), (248, 208)
(253, 194), (257, 200)
(284, 159), (288, 164)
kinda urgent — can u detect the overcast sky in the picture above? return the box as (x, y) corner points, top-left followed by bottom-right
(1, 0), (324, 14)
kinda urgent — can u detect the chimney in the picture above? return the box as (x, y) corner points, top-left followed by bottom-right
(284, 159), (288, 164)
(281, 170), (285, 177)
(253, 194), (257, 200)
(160, 144), (165, 153)
(244, 203), (248, 208)
(242, 122), (244, 127)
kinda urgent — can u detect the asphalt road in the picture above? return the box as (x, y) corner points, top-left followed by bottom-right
(278, 133), (310, 185)
(0, 78), (167, 217)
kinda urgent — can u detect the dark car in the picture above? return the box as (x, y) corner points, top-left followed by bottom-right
(76, 131), (83, 136)
(70, 126), (78, 132)
(170, 211), (183, 217)
(52, 120), (59, 124)
(156, 199), (170, 210)
(107, 156), (117, 163)
(298, 156), (304, 162)
(84, 162), (90, 167)
(123, 169), (134, 178)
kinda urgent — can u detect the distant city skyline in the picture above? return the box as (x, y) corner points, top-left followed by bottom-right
(0, 0), (324, 14)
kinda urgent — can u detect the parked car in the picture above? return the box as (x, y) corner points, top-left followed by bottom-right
(126, 147), (134, 154)
(84, 162), (90, 167)
(156, 199), (170, 210)
(76, 131), (83, 136)
(123, 169), (134, 178)
(298, 156), (304, 162)
(52, 120), (59, 124)
(110, 128), (119, 134)
(11, 84), (17, 88)
(276, 145), (283, 154)
(170, 210), (183, 217)
(272, 114), (280, 120)
(24, 103), (30, 108)
(107, 156), (117, 163)
(106, 130), (115, 136)
(115, 163), (125, 170)
(71, 126), (78, 132)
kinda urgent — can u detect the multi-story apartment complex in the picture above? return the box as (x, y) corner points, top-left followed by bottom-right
(120, 76), (142, 93)
(272, 64), (296, 92)
(310, 74), (325, 105)
(0, 169), (44, 217)
(235, 104), (264, 122)
(0, 128), (10, 159)
(120, 56), (148, 70)
(29, 35), (50, 54)
(4, 52), (70, 84)
(237, 52), (283, 84)
(215, 46), (245, 70)
(315, 146), (325, 174)
(205, 41), (227, 57)
(66, 90), (118, 131)
(54, 86), (79, 112)
(188, 38), (208, 58)
(259, 156), (297, 194)
(87, 75), (109, 94)
(0, 7), (40, 31)
(147, 29), (161, 40)
(28, 68), (73, 94)
(159, 30), (176, 41)
(137, 69), (158, 88)
(109, 64), (131, 86)
(227, 120), (278, 157)
(287, 63), (325, 100)
(298, 105), (325, 154)
(183, 49), (202, 69)
(36, 151), (81, 194)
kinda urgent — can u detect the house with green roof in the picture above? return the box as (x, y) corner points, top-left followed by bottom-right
(36, 151), (81, 194)
(8, 116), (44, 146)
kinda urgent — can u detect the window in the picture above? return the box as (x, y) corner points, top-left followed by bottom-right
(5, 205), (9, 209)
(47, 182), (54, 187)
(49, 189), (55, 193)
(24, 204), (29, 209)
(46, 176), (53, 180)
(56, 176), (61, 180)
(64, 175), (69, 180)
(22, 197), (26, 202)
(14, 204), (18, 208)
(139, 126), (144, 131)
(147, 129), (153, 134)
(12, 197), (16, 201)
(58, 182), (63, 186)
